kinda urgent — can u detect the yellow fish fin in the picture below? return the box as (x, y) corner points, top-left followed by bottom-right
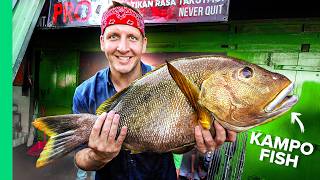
(32, 114), (94, 168)
(96, 86), (130, 115)
(166, 61), (212, 129)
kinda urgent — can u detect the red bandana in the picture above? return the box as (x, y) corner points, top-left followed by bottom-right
(101, 6), (145, 36)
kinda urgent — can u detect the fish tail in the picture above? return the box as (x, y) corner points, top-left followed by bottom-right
(32, 114), (97, 168)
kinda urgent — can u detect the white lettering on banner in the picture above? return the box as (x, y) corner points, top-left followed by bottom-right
(179, 6), (203, 17)
(250, 132), (314, 168)
(180, 0), (225, 5)
(179, 4), (223, 17)
(131, 1), (154, 8)
(155, 0), (176, 7)
(204, 4), (223, 15)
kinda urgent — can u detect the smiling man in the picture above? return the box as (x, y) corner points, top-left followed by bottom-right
(73, 1), (236, 179)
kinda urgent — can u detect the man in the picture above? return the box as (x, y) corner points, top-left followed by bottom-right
(73, 1), (236, 179)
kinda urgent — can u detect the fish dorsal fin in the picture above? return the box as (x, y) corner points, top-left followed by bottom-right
(96, 86), (130, 115)
(166, 61), (212, 129)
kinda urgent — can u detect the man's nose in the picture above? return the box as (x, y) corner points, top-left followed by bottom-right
(116, 38), (129, 53)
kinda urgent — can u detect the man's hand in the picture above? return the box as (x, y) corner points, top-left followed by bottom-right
(195, 121), (237, 154)
(88, 111), (127, 165)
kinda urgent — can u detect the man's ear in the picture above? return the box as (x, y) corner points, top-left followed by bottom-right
(100, 35), (105, 51)
(142, 37), (147, 53)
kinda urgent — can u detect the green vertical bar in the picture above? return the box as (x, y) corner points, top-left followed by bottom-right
(0, 1), (12, 179)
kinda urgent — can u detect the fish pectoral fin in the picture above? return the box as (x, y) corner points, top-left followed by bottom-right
(167, 61), (200, 110)
(197, 108), (213, 129)
(96, 86), (130, 115)
(167, 61), (212, 129)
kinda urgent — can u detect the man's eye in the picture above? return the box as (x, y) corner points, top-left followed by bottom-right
(129, 35), (138, 41)
(108, 35), (118, 40)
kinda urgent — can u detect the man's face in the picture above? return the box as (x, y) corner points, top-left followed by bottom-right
(100, 24), (147, 75)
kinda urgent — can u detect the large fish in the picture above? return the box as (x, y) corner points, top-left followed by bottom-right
(33, 55), (298, 168)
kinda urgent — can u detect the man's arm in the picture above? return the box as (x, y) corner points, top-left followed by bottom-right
(75, 111), (127, 171)
(195, 121), (237, 154)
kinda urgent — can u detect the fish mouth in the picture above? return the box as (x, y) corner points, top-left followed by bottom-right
(265, 82), (296, 112)
(263, 95), (297, 117)
(258, 82), (298, 122)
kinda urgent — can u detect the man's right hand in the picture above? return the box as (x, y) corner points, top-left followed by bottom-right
(88, 111), (127, 164)
(75, 111), (127, 170)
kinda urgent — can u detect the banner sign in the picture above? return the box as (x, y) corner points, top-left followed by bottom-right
(47, 0), (230, 27)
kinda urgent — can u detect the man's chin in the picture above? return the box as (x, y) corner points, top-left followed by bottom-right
(110, 60), (141, 75)
(113, 65), (137, 75)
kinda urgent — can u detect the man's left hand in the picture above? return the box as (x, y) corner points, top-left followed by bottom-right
(195, 121), (237, 154)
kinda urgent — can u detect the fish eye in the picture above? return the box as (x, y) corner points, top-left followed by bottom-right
(240, 67), (253, 78)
